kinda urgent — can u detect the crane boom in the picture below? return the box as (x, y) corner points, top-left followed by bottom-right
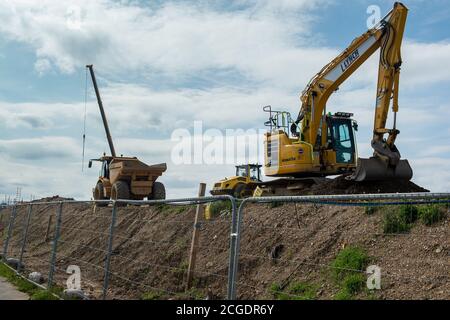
(86, 64), (117, 157)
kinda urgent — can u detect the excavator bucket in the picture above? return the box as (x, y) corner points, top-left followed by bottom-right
(349, 157), (413, 182)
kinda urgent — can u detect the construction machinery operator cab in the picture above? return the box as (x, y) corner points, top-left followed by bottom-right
(88, 158), (111, 179)
(100, 160), (110, 179)
(326, 112), (357, 165)
(235, 164), (262, 182)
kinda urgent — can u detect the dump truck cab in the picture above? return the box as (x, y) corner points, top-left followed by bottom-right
(210, 164), (262, 198)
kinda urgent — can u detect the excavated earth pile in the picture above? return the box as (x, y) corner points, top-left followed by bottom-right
(287, 177), (429, 195)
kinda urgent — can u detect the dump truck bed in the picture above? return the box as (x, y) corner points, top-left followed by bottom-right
(109, 157), (167, 183)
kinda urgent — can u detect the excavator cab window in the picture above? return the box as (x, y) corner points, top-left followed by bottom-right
(328, 118), (356, 164)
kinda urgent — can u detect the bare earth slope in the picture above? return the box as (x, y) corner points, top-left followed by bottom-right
(2, 180), (448, 300)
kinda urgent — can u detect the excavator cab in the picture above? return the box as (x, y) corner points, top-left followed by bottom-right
(325, 112), (357, 165)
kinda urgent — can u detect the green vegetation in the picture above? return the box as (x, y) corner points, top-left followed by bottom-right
(182, 288), (205, 300)
(141, 290), (163, 300)
(382, 204), (447, 234)
(142, 287), (205, 300)
(0, 262), (60, 300)
(383, 210), (411, 233)
(398, 205), (419, 224)
(269, 281), (317, 300)
(331, 246), (369, 300)
(331, 246), (369, 281)
(208, 201), (233, 217)
(341, 274), (365, 295)
(419, 205), (447, 226)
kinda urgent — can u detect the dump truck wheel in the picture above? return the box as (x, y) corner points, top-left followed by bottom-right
(111, 180), (130, 206)
(94, 182), (107, 207)
(151, 182), (166, 200)
(233, 183), (246, 198)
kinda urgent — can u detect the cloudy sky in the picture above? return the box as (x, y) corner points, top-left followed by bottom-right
(1, 0), (449, 200)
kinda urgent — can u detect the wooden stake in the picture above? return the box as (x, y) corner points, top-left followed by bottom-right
(45, 214), (53, 242)
(186, 183), (206, 290)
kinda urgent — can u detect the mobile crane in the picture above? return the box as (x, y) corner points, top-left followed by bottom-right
(264, 2), (412, 184)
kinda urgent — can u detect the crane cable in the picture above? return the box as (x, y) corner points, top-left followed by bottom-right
(82, 67), (88, 172)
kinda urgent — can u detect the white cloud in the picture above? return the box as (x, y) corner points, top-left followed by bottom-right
(411, 157), (450, 192)
(402, 40), (450, 87)
(0, 0), (331, 88)
(34, 58), (52, 76)
(0, 137), (80, 160)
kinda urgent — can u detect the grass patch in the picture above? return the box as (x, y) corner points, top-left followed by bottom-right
(341, 273), (365, 295)
(398, 205), (419, 224)
(0, 262), (60, 300)
(419, 205), (447, 226)
(142, 290), (164, 300)
(208, 201), (232, 217)
(383, 211), (411, 234)
(382, 204), (419, 234)
(269, 281), (317, 300)
(331, 247), (369, 300)
(382, 204), (447, 233)
(331, 246), (369, 281)
(334, 289), (353, 300)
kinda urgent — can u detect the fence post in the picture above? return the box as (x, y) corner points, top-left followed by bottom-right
(48, 202), (63, 288)
(227, 199), (247, 300)
(18, 204), (33, 271)
(2, 205), (18, 260)
(186, 183), (206, 290)
(102, 201), (117, 300)
(226, 196), (238, 300)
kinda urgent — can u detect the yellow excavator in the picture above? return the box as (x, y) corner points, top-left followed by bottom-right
(264, 2), (412, 185)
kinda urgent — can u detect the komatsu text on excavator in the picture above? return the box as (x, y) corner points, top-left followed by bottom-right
(264, 2), (413, 182)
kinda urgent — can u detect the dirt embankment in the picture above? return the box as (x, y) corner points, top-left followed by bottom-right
(1, 180), (447, 300)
